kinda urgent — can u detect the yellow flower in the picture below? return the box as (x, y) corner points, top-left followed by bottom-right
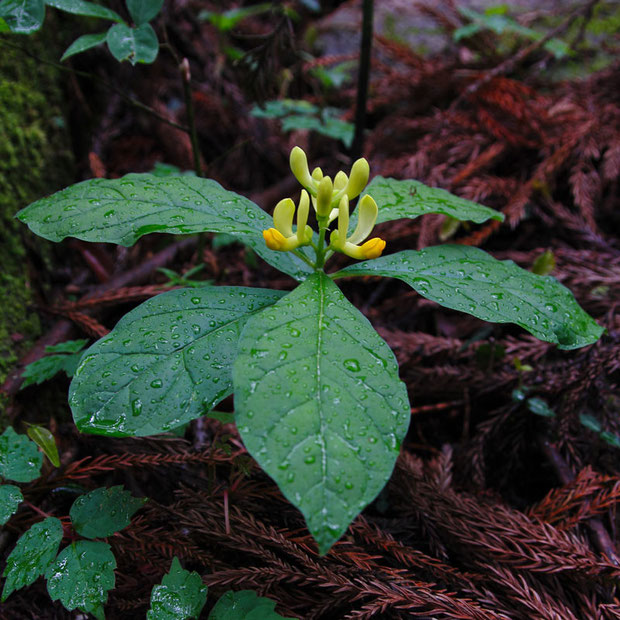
(329, 194), (386, 260)
(262, 191), (312, 252)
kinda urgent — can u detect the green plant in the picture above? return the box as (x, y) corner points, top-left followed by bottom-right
(0, 0), (164, 64)
(20, 338), (88, 388)
(147, 558), (294, 619)
(16, 146), (602, 554)
(0, 424), (146, 617)
(454, 5), (572, 59)
(252, 99), (354, 147)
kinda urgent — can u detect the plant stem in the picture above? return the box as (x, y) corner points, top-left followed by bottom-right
(314, 216), (329, 270)
(351, 0), (374, 161)
(180, 58), (203, 177)
(292, 249), (316, 269)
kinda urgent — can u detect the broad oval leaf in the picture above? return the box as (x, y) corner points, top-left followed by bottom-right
(147, 557), (207, 620)
(61, 32), (107, 61)
(126, 0), (163, 25)
(233, 273), (411, 554)
(17, 173), (314, 281)
(46, 540), (116, 614)
(0, 0), (44, 33)
(70, 486), (147, 539)
(0, 427), (43, 483)
(70, 286), (285, 437)
(0, 485), (23, 525)
(106, 22), (158, 65)
(335, 245), (603, 350)
(209, 589), (295, 620)
(45, 0), (122, 22)
(1, 517), (63, 602)
(362, 176), (504, 225)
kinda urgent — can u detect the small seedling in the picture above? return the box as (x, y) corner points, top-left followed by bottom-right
(16, 147), (602, 554)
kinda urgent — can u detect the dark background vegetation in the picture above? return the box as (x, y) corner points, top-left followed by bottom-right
(1, 0), (619, 617)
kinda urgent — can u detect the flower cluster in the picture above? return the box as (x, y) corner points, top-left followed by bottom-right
(262, 147), (385, 262)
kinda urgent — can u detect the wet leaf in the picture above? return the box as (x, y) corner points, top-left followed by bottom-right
(234, 273), (410, 554)
(126, 0), (163, 25)
(0, 427), (43, 483)
(209, 589), (295, 619)
(70, 486), (147, 539)
(61, 32), (107, 61)
(46, 0), (122, 22)
(335, 245), (603, 350)
(106, 22), (158, 64)
(360, 177), (504, 225)
(0, 485), (23, 525)
(1, 517), (63, 601)
(17, 173), (314, 281)
(26, 425), (60, 467)
(147, 557), (207, 620)
(70, 286), (284, 437)
(46, 540), (116, 615)
(0, 0), (44, 33)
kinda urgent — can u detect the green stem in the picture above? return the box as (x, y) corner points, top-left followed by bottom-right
(314, 216), (329, 270)
(292, 249), (316, 270)
(180, 58), (203, 177)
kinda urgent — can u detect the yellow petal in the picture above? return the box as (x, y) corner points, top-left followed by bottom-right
(360, 237), (386, 259)
(273, 198), (295, 237)
(263, 228), (286, 250)
(347, 194), (378, 245)
(311, 167), (323, 182)
(290, 147), (313, 189)
(316, 175), (333, 217)
(334, 171), (348, 190)
(297, 190), (310, 243)
(345, 158), (370, 199)
(337, 194), (349, 244)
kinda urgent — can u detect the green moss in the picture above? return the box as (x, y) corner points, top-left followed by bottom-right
(0, 35), (74, 384)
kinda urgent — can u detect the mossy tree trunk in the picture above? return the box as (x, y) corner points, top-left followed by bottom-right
(0, 34), (74, 387)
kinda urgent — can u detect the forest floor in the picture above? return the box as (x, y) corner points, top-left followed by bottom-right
(1, 0), (620, 618)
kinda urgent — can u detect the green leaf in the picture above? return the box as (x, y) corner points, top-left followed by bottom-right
(26, 425), (60, 467)
(209, 589), (295, 620)
(70, 485), (146, 538)
(335, 246), (603, 350)
(70, 286), (285, 437)
(233, 273), (410, 554)
(579, 413), (601, 433)
(199, 3), (272, 31)
(17, 173), (314, 281)
(46, 540), (116, 614)
(0, 427), (43, 483)
(0, 16), (10, 30)
(45, 338), (89, 354)
(147, 557), (207, 620)
(0, 0), (45, 33)
(361, 177), (504, 226)
(61, 31), (108, 60)
(126, 0), (163, 25)
(0, 485), (23, 525)
(106, 22), (158, 65)
(45, 0), (122, 21)
(527, 397), (555, 418)
(20, 342), (86, 388)
(1, 517), (63, 601)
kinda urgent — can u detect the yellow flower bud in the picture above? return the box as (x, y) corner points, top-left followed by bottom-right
(360, 237), (386, 259)
(345, 158), (370, 200)
(316, 175), (334, 217)
(334, 171), (348, 191)
(263, 228), (286, 250)
(337, 194), (349, 244)
(290, 147), (313, 189)
(347, 195), (378, 245)
(311, 167), (323, 183)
